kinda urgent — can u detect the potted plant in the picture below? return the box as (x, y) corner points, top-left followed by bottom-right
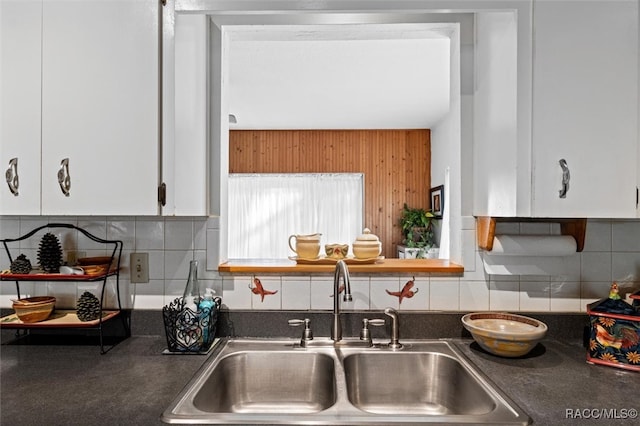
(399, 204), (435, 257)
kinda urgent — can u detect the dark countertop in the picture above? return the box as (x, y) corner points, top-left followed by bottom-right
(1, 311), (639, 425)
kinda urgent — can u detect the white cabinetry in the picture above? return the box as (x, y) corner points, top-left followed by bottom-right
(473, 0), (638, 218)
(531, 0), (638, 218)
(0, 0), (42, 215)
(1, 0), (160, 216)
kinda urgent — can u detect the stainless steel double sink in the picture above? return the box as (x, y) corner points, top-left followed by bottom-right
(162, 338), (531, 424)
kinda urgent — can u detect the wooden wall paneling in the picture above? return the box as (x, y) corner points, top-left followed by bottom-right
(229, 130), (430, 258)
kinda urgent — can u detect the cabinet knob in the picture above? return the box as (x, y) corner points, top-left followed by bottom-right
(5, 157), (19, 196)
(57, 158), (71, 197)
(558, 159), (570, 199)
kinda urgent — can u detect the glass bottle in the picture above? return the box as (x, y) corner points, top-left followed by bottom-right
(182, 260), (201, 312)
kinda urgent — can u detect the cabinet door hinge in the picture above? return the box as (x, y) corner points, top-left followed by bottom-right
(158, 183), (166, 206)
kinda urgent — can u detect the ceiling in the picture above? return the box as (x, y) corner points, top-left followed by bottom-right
(226, 24), (454, 130)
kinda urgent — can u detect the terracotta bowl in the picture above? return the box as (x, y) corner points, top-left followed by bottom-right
(12, 296), (56, 323)
(461, 312), (547, 358)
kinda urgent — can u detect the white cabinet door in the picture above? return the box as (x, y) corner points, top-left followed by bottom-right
(532, 0), (638, 217)
(0, 0), (42, 215)
(41, 0), (159, 215)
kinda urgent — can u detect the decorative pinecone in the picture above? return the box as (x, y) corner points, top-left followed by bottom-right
(37, 233), (62, 273)
(10, 254), (32, 274)
(77, 291), (101, 322)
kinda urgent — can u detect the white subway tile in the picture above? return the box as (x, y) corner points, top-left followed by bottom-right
(370, 277), (399, 310)
(489, 279), (519, 311)
(550, 280), (581, 312)
(430, 278), (459, 311)
(461, 229), (476, 271)
(135, 218), (164, 250)
(281, 277), (311, 310)
(193, 218), (208, 250)
(612, 221), (640, 252)
(134, 294), (165, 310)
(0, 217), (20, 239)
(77, 219), (108, 251)
(222, 276), (252, 309)
(611, 252), (640, 282)
(583, 220), (611, 252)
(346, 277), (370, 311)
(206, 228), (220, 270)
(519, 280), (550, 311)
(580, 252), (611, 282)
(461, 251), (489, 281)
(165, 219), (194, 250)
(106, 219), (135, 249)
(580, 281), (611, 312)
(164, 250), (193, 283)
(310, 277), (334, 310)
(459, 280), (489, 311)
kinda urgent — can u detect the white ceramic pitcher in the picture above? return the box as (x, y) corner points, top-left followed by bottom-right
(288, 233), (322, 259)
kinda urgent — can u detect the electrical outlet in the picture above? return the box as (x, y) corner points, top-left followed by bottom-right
(130, 252), (149, 283)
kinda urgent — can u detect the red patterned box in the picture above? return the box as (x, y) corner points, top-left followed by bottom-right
(586, 292), (640, 372)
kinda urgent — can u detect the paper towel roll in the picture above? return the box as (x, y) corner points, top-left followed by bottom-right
(486, 235), (577, 257)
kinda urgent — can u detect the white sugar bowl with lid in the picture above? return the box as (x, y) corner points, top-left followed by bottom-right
(352, 228), (382, 259)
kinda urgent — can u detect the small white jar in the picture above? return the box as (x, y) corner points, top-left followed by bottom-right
(352, 228), (382, 259)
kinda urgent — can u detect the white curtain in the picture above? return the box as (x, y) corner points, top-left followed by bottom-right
(228, 173), (364, 259)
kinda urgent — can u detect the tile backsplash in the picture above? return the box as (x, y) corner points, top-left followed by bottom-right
(1, 216), (639, 313)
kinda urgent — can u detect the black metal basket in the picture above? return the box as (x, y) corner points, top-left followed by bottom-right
(162, 297), (219, 352)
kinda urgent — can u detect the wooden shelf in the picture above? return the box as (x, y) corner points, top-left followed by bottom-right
(0, 310), (120, 329)
(218, 258), (464, 274)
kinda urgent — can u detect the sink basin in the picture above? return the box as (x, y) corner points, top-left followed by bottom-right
(162, 338), (531, 425)
(343, 352), (495, 415)
(192, 351), (336, 414)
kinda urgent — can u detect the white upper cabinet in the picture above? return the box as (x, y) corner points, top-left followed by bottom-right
(0, 0), (42, 215)
(531, 0), (639, 218)
(474, 0), (639, 218)
(1, 0), (160, 216)
(41, 0), (160, 215)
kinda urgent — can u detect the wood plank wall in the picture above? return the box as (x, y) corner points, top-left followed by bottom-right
(229, 130), (431, 258)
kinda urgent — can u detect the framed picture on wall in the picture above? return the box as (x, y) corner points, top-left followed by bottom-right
(430, 185), (444, 218)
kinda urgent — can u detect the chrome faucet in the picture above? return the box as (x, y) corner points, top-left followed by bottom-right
(331, 260), (352, 342)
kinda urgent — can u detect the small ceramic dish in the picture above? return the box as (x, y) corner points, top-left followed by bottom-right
(461, 312), (548, 357)
(325, 244), (349, 259)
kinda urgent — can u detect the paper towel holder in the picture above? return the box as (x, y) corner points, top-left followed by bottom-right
(476, 217), (587, 252)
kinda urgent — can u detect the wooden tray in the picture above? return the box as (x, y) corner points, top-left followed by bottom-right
(288, 256), (384, 265)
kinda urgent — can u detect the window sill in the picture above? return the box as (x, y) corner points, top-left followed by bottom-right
(218, 258), (463, 275)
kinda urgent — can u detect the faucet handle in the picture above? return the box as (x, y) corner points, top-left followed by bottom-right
(360, 318), (385, 345)
(288, 318), (313, 346)
(384, 308), (403, 350)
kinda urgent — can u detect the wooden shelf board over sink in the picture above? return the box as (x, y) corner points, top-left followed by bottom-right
(218, 258), (464, 274)
(476, 216), (587, 252)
